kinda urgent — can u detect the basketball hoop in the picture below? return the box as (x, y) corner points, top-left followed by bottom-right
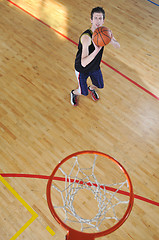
(47, 151), (134, 240)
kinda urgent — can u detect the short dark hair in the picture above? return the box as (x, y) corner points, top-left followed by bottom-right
(91, 7), (105, 20)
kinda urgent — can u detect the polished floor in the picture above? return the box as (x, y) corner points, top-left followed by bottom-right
(0, 0), (159, 239)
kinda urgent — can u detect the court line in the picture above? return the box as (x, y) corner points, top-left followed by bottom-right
(0, 175), (38, 240)
(7, 0), (159, 101)
(46, 225), (56, 236)
(146, 0), (159, 6)
(0, 175), (55, 239)
(7, 0), (77, 46)
(1, 173), (159, 207)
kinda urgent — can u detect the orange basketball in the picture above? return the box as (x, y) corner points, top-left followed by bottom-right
(92, 26), (112, 47)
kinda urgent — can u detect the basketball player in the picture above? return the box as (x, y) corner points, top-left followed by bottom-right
(70, 7), (120, 106)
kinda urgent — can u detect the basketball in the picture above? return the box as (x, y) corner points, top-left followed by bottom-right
(92, 26), (112, 47)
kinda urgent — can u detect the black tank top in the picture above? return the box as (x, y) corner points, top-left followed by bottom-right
(75, 29), (104, 73)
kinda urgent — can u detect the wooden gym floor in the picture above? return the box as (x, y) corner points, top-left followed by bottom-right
(0, 0), (159, 239)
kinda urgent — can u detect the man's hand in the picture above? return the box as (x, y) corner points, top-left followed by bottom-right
(110, 36), (120, 48)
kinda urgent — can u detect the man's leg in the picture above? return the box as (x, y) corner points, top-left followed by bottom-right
(71, 71), (89, 106)
(88, 69), (104, 101)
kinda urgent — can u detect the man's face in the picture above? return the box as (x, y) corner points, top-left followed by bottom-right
(91, 12), (104, 30)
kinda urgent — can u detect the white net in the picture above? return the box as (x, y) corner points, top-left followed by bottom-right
(51, 154), (130, 233)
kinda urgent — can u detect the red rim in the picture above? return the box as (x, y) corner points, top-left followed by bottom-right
(47, 151), (134, 239)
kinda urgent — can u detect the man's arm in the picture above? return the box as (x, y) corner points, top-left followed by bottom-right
(81, 34), (102, 67)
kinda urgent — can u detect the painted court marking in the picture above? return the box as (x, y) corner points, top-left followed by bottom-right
(0, 175), (55, 239)
(46, 225), (56, 236)
(146, 0), (159, 6)
(1, 173), (159, 207)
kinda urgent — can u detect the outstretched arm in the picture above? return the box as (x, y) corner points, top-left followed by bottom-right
(110, 35), (120, 48)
